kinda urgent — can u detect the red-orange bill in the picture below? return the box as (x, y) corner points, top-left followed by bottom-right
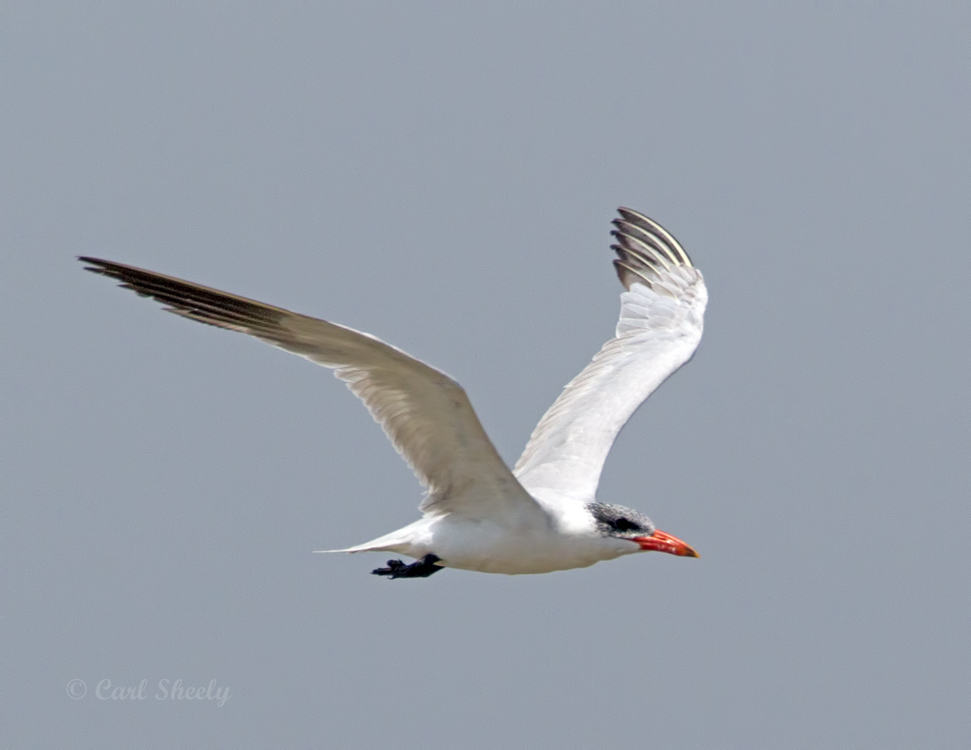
(632, 529), (699, 558)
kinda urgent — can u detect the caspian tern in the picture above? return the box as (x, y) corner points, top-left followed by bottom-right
(80, 208), (707, 578)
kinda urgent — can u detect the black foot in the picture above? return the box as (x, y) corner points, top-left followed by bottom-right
(372, 554), (443, 579)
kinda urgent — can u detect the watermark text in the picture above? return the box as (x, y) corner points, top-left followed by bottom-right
(66, 678), (230, 707)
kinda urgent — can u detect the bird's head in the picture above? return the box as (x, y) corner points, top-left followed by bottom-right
(587, 503), (699, 558)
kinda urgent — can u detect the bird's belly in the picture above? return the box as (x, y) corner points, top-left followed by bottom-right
(425, 523), (637, 575)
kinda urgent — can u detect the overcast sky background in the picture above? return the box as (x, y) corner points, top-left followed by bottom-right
(3, 4), (970, 748)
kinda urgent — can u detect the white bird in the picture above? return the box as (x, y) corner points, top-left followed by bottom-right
(80, 207), (707, 578)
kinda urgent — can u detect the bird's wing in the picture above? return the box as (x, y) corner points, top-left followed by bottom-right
(513, 208), (707, 504)
(80, 258), (543, 521)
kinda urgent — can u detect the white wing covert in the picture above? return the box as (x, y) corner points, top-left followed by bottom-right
(79, 258), (541, 521)
(513, 208), (707, 505)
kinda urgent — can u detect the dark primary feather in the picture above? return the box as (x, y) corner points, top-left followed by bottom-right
(611, 206), (693, 292)
(78, 257), (290, 336)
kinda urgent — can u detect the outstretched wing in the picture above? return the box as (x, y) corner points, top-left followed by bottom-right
(513, 208), (707, 504)
(79, 258), (541, 520)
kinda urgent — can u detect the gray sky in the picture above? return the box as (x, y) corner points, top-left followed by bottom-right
(4, 4), (970, 748)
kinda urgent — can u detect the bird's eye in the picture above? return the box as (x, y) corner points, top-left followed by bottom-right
(612, 517), (639, 533)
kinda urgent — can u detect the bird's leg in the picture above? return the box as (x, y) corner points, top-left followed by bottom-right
(372, 554), (443, 579)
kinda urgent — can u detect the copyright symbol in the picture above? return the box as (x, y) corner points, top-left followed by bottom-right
(66, 679), (87, 699)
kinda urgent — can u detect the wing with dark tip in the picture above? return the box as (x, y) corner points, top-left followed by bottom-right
(513, 208), (707, 504)
(79, 257), (543, 521)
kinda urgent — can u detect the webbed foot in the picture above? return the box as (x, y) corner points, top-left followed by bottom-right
(372, 554), (443, 579)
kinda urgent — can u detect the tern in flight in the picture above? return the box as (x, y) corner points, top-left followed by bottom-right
(81, 208), (707, 578)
